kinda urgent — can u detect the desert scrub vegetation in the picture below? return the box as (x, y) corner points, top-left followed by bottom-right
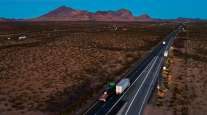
(153, 22), (207, 115)
(155, 46), (175, 108)
(0, 22), (176, 115)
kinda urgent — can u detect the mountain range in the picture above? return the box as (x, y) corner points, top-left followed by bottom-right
(0, 18), (6, 22)
(0, 6), (203, 22)
(33, 6), (155, 22)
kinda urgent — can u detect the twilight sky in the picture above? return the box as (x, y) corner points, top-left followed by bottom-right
(0, 0), (205, 19)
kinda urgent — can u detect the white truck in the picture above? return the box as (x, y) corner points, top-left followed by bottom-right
(164, 51), (168, 57)
(116, 78), (130, 95)
(18, 35), (27, 40)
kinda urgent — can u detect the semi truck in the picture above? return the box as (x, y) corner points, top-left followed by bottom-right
(98, 79), (130, 102)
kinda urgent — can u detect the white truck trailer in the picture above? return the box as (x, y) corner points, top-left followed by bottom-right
(164, 51), (168, 57)
(116, 78), (130, 95)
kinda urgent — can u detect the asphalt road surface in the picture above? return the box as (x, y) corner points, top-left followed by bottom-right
(84, 25), (183, 115)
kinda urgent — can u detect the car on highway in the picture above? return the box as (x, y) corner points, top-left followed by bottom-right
(162, 41), (166, 45)
(162, 66), (167, 70)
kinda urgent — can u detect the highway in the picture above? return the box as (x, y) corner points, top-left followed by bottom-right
(84, 25), (183, 115)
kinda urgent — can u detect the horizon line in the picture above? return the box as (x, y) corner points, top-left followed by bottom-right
(0, 5), (206, 20)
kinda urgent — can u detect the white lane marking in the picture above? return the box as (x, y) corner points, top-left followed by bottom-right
(105, 56), (157, 115)
(90, 35), (173, 114)
(83, 101), (98, 115)
(138, 57), (163, 115)
(124, 56), (159, 115)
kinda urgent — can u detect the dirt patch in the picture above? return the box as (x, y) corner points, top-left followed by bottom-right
(144, 105), (173, 115)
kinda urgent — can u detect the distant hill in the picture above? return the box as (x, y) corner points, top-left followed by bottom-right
(0, 18), (7, 22)
(134, 14), (156, 22)
(35, 6), (91, 21)
(33, 6), (154, 22)
(0, 17), (23, 22)
(174, 17), (202, 22)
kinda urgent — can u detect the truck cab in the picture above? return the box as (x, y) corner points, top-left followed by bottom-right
(98, 82), (116, 102)
(98, 91), (109, 102)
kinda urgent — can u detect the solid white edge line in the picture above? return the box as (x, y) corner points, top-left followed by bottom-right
(105, 56), (157, 115)
(138, 57), (163, 115)
(83, 101), (99, 115)
(124, 56), (159, 115)
(87, 34), (174, 114)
